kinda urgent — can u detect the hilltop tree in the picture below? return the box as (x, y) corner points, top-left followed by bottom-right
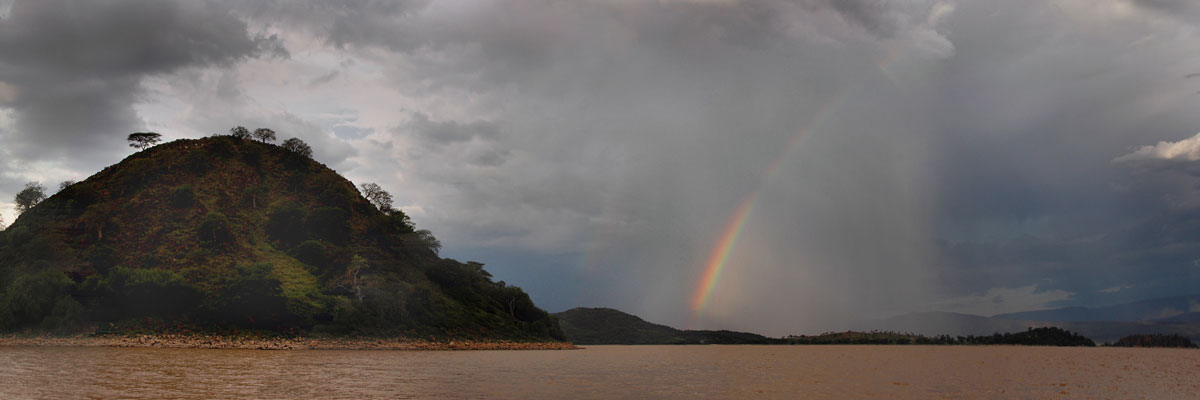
(14, 182), (46, 214)
(58, 180), (76, 193)
(359, 183), (393, 213)
(253, 128), (277, 143)
(415, 229), (441, 254)
(230, 126), (252, 140)
(281, 137), (313, 158)
(127, 132), (162, 150)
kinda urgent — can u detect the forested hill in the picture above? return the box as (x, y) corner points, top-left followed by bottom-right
(553, 307), (769, 344)
(0, 134), (563, 341)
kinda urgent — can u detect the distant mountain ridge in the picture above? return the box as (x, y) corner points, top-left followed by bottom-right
(558, 295), (1200, 345)
(993, 294), (1200, 322)
(863, 294), (1200, 343)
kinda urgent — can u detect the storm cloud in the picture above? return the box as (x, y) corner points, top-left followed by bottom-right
(3, 0), (1200, 335)
(0, 0), (284, 189)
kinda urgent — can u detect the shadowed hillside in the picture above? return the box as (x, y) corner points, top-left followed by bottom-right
(0, 135), (562, 341)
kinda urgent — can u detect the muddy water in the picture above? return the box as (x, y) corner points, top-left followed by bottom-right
(1, 345), (1197, 399)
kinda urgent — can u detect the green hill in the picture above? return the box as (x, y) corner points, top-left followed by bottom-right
(553, 307), (769, 344)
(0, 135), (563, 341)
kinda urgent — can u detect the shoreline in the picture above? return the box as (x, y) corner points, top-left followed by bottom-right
(0, 334), (579, 351)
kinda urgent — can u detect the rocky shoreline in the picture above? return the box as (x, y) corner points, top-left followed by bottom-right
(0, 334), (579, 351)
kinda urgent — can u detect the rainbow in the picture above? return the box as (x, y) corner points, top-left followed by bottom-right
(687, 95), (845, 322)
(689, 194), (756, 312)
(682, 34), (928, 324)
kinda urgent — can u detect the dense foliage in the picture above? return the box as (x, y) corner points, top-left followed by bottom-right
(1109, 333), (1197, 348)
(0, 135), (563, 341)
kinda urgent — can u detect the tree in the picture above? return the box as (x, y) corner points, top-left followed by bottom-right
(415, 229), (441, 254)
(14, 182), (46, 214)
(359, 182), (393, 213)
(281, 137), (313, 158)
(58, 180), (76, 193)
(253, 128), (277, 143)
(345, 255), (368, 301)
(229, 126), (251, 140)
(126, 132), (162, 150)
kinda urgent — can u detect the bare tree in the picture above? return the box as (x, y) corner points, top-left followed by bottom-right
(346, 255), (368, 301)
(281, 137), (313, 158)
(253, 128), (277, 143)
(127, 132), (162, 150)
(14, 182), (47, 214)
(359, 182), (393, 213)
(230, 126), (252, 140)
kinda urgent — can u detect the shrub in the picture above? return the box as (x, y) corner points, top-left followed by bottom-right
(168, 185), (195, 208)
(266, 203), (307, 245)
(1, 270), (74, 329)
(205, 263), (292, 328)
(294, 240), (330, 269)
(82, 267), (202, 318)
(197, 212), (234, 247)
(307, 207), (350, 245)
(83, 244), (118, 274)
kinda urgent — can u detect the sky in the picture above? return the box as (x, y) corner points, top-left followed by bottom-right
(2, 0), (1200, 336)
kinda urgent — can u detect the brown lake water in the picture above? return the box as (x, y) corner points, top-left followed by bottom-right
(1, 345), (1197, 399)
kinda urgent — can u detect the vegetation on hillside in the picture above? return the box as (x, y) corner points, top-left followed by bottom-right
(782, 327), (1096, 346)
(1108, 334), (1197, 348)
(0, 131), (563, 341)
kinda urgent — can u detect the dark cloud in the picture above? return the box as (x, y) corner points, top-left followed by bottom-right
(1129, 0), (1199, 13)
(330, 124), (372, 140)
(407, 112), (501, 145)
(825, 0), (898, 37)
(0, 0), (284, 165)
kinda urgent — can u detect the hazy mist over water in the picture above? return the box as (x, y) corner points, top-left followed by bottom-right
(2, 346), (1197, 399)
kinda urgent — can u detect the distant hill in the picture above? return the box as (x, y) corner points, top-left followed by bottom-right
(994, 295), (1200, 322)
(0, 135), (562, 341)
(786, 327), (1094, 347)
(859, 312), (1035, 337)
(553, 307), (768, 345)
(863, 295), (1200, 344)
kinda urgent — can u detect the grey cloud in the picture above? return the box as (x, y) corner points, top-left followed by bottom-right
(0, 0), (285, 167)
(1129, 0), (1199, 13)
(406, 112), (501, 145)
(331, 124), (372, 140)
(826, 0), (899, 37)
(308, 70), (340, 86)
